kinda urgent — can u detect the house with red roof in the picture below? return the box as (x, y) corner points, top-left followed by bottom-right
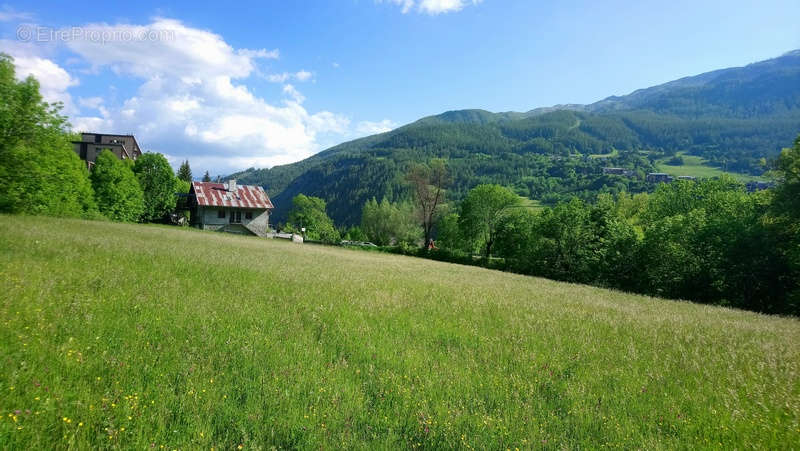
(187, 180), (274, 237)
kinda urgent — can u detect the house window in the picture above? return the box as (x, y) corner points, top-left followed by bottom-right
(94, 134), (101, 143)
(245, 211), (253, 220)
(217, 209), (225, 219)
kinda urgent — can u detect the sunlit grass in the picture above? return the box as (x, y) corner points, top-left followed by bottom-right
(588, 148), (619, 159)
(1, 215), (798, 448)
(655, 152), (765, 181)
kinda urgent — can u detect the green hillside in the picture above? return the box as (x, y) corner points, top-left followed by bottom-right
(1, 215), (798, 448)
(231, 51), (800, 225)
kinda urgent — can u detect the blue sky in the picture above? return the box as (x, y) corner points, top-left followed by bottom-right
(1, 0), (799, 175)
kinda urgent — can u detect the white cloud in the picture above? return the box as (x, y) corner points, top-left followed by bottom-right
(266, 69), (313, 83)
(282, 84), (305, 103)
(380, 0), (481, 15)
(78, 96), (103, 109)
(295, 70), (312, 81)
(356, 119), (397, 135)
(8, 52), (78, 112)
(52, 18), (357, 173)
(2, 18), (393, 175)
(64, 18), (276, 80)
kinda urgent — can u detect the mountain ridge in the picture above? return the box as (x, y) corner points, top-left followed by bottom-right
(229, 50), (800, 225)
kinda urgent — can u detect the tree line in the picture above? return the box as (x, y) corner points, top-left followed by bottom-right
(0, 55), (190, 224)
(4, 52), (798, 314)
(285, 137), (800, 315)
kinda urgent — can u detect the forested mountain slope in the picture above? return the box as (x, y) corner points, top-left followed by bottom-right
(230, 50), (800, 225)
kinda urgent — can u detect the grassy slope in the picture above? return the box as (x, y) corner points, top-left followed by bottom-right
(1, 215), (798, 449)
(654, 152), (764, 182)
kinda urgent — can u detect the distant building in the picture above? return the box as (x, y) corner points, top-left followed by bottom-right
(647, 172), (673, 183)
(603, 167), (634, 177)
(676, 175), (697, 181)
(187, 180), (274, 237)
(72, 132), (143, 169)
(745, 181), (775, 192)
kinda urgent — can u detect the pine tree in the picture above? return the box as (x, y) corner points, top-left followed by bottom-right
(202, 170), (211, 182)
(177, 160), (192, 182)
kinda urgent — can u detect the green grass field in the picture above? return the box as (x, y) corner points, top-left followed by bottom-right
(1, 215), (798, 449)
(588, 149), (619, 159)
(654, 152), (764, 182)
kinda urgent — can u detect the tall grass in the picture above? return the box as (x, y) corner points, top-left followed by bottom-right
(1, 215), (798, 449)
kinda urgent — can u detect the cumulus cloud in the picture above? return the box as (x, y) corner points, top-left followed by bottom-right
(2, 40), (79, 113)
(380, 0), (482, 15)
(356, 119), (397, 135)
(49, 18), (357, 173)
(2, 17), (396, 174)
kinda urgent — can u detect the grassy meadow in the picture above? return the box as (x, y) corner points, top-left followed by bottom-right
(654, 152), (764, 182)
(1, 215), (798, 449)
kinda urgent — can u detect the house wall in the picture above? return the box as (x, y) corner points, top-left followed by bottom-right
(246, 209), (270, 237)
(73, 143), (129, 165)
(193, 206), (270, 236)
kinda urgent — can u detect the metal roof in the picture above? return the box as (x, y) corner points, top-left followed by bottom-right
(191, 181), (274, 210)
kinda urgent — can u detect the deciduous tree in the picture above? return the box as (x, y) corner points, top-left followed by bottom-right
(288, 194), (340, 243)
(407, 159), (447, 246)
(0, 54), (96, 217)
(90, 150), (144, 222)
(133, 152), (178, 222)
(458, 184), (521, 258)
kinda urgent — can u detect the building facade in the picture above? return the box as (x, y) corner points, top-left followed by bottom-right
(188, 180), (274, 237)
(647, 172), (674, 183)
(72, 133), (143, 169)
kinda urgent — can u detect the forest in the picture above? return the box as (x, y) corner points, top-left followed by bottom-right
(280, 134), (799, 316)
(232, 50), (800, 225)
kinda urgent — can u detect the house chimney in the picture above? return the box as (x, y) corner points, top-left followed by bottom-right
(228, 179), (237, 192)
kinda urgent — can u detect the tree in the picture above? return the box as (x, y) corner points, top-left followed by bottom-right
(361, 198), (421, 246)
(90, 150), (144, 222)
(177, 160), (192, 182)
(771, 134), (800, 221)
(202, 171), (212, 182)
(435, 212), (469, 252)
(288, 194), (340, 244)
(767, 134), (800, 310)
(361, 198), (395, 246)
(407, 159), (448, 246)
(343, 226), (368, 242)
(133, 152), (178, 222)
(0, 54), (96, 217)
(458, 184), (521, 258)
